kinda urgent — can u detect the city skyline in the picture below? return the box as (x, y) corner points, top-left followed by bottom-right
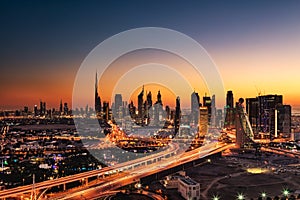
(1, 1), (300, 111)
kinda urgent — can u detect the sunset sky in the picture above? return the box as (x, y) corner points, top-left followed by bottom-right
(1, 1), (300, 111)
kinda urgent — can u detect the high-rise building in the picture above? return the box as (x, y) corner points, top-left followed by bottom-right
(64, 102), (69, 115)
(246, 94), (291, 139)
(258, 95), (282, 138)
(211, 95), (216, 127)
(191, 91), (200, 125)
(34, 105), (38, 116)
(226, 91), (234, 108)
(224, 91), (235, 129)
(246, 98), (259, 135)
(128, 101), (136, 119)
(59, 99), (63, 114)
(23, 106), (29, 114)
(203, 95), (211, 123)
(277, 104), (291, 137)
(235, 99), (248, 148)
(103, 101), (109, 121)
(153, 90), (164, 126)
(175, 97), (181, 133)
(216, 109), (223, 128)
(165, 106), (171, 120)
(147, 91), (152, 107)
(199, 107), (208, 137)
(137, 86), (144, 120)
(95, 72), (102, 115)
(146, 91), (153, 123)
(114, 94), (123, 118)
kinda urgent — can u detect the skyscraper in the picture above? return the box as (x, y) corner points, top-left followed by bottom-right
(199, 107), (208, 137)
(211, 95), (216, 127)
(95, 72), (102, 115)
(137, 86), (144, 120)
(246, 97), (259, 135)
(146, 91), (153, 123)
(103, 101), (109, 121)
(258, 94), (282, 139)
(277, 105), (291, 136)
(147, 91), (152, 107)
(246, 94), (291, 139)
(64, 102), (69, 115)
(114, 94), (123, 118)
(59, 99), (63, 115)
(191, 91), (200, 125)
(203, 95), (212, 123)
(234, 98), (255, 148)
(175, 97), (181, 134)
(224, 91), (235, 129)
(156, 90), (162, 105)
(34, 105), (38, 116)
(226, 91), (234, 108)
(128, 101), (136, 119)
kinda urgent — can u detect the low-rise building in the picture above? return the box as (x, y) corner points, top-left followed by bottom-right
(178, 176), (200, 200)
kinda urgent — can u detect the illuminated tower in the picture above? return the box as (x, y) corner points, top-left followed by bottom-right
(203, 95), (211, 123)
(156, 90), (162, 105)
(146, 91), (152, 124)
(191, 91), (200, 125)
(137, 86), (144, 121)
(175, 97), (181, 133)
(246, 97), (259, 136)
(59, 99), (63, 115)
(211, 95), (216, 127)
(258, 95), (282, 139)
(235, 98), (254, 148)
(277, 105), (291, 137)
(95, 72), (102, 116)
(114, 94), (123, 118)
(103, 101), (109, 121)
(226, 90), (234, 108)
(224, 91), (235, 129)
(199, 107), (208, 137)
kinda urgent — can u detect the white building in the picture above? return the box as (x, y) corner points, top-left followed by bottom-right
(178, 176), (200, 200)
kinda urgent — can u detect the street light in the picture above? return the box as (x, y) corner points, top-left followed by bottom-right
(236, 193), (244, 200)
(282, 189), (289, 197)
(212, 195), (220, 200)
(260, 192), (269, 200)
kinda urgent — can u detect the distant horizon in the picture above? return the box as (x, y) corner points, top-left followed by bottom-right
(1, 93), (300, 114)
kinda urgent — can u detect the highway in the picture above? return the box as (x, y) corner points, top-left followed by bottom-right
(47, 142), (234, 200)
(0, 141), (179, 198)
(261, 146), (300, 158)
(0, 119), (234, 199)
(0, 141), (232, 199)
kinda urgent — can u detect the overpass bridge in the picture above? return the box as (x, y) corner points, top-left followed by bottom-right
(0, 141), (233, 200)
(47, 142), (233, 200)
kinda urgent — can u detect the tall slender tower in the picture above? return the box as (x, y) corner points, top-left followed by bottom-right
(95, 72), (102, 115)
(156, 90), (162, 105)
(114, 94), (123, 118)
(137, 86), (144, 120)
(59, 99), (63, 115)
(224, 91), (235, 129)
(191, 91), (200, 125)
(226, 91), (234, 108)
(175, 97), (181, 134)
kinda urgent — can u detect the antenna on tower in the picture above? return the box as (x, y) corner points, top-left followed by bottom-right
(254, 85), (261, 96)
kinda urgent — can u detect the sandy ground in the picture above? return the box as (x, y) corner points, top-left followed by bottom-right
(152, 151), (300, 200)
